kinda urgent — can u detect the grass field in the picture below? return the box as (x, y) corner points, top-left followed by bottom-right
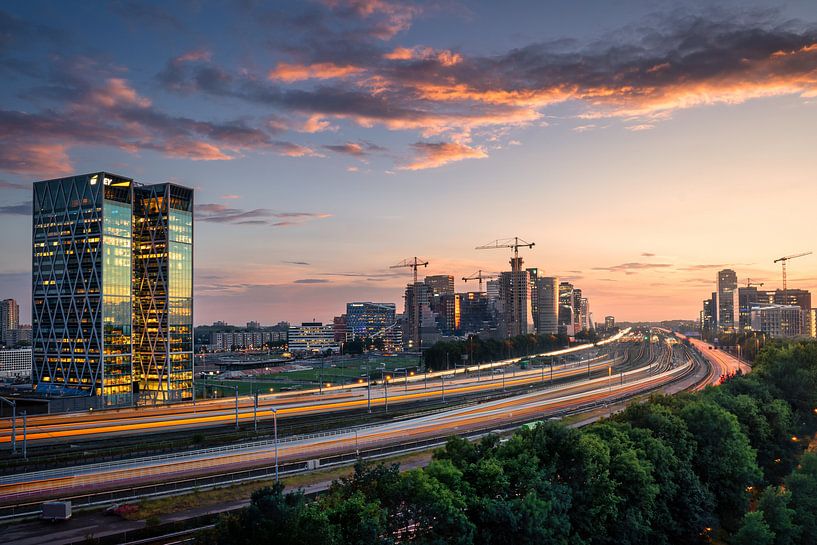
(197, 354), (423, 397)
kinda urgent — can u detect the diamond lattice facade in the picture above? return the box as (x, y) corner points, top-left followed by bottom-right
(32, 173), (193, 407)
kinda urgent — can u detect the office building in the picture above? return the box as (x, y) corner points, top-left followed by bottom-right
(716, 269), (739, 331)
(572, 288), (584, 333)
(605, 316), (615, 329)
(32, 172), (194, 407)
(807, 309), (816, 338)
(288, 322), (339, 353)
(403, 282), (437, 349)
(346, 302), (402, 349)
(536, 277), (559, 335)
(0, 348), (32, 379)
(701, 295), (715, 337)
(424, 275), (454, 296)
(459, 291), (494, 335)
(773, 289), (811, 311)
(558, 282), (575, 336)
(750, 305), (804, 338)
(333, 315), (349, 344)
(1, 299), (19, 345)
(527, 268), (539, 333)
(498, 264), (532, 337)
(580, 298), (591, 331)
(739, 287), (771, 330)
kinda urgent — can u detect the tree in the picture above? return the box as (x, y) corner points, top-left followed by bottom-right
(732, 511), (775, 545)
(756, 486), (799, 545)
(785, 453), (817, 544)
(201, 483), (337, 545)
(679, 400), (761, 531)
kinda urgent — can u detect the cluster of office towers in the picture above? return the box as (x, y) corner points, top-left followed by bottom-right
(701, 268), (814, 339)
(402, 262), (595, 349)
(31, 172), (194, 407)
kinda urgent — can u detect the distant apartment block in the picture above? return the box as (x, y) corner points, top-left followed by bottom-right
(536, 277), (559, 335)
(750, 305), (804, 338)
(346, 302), (402, 350)
(0, 299), (20, 345)
(288, 322), (339, 353)
(0, 348), (32, 379)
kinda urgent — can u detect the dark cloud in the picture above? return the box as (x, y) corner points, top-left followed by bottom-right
(293, 278), (330, 284)
(678, 264), (729, 271)
(195, 203), (331, 227)
(110, 1), (183, 30)
(641, 252), (656, 257)
(0, 201), (30, 215)
(283, 260), (311, 266)
(0, 179), (28, 190)
(323, 141), (386, 156)
(592, 262), (673, 272)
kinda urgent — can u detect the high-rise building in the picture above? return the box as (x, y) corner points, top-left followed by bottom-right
(526, 268), (539, 333)
(536, 277), (559, 335)
(716, 269), (739, 331)
(701, 296), (715, 336)
(580, 298), (591, 331)
(0, 299), (19, 345)
(132, 182), (194, 404)
(403, 282), (434, 349)
(572, 288), (584, 333)
(605, 316), (615, 329)
(459, 291), (494, 335)
(32, 172), (193, 408)
(738, 287), (771, 330)
(558, 282), (575, 336)
(424, 275), (454, 296)
(499, 264), (532, 337)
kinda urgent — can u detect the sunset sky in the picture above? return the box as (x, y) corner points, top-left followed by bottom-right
(1, 0), (817, 325)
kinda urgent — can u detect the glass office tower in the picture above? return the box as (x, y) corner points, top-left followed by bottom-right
(32, 173), (193, 407)
(32, 173), (135, 406)
(133, 183), (194, 404)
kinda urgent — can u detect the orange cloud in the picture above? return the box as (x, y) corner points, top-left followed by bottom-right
(383, 46), (462, 66)
(87, 78), (152, 109)
(0, 142), (73, 176)
(399, 142), (488, 170)
(268, 62), (365, 82)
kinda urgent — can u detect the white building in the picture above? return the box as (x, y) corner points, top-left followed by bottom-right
(536, 276), (559, 335)
(288, 323), (339, 353)
(750, 305), (803, 338)
(0, 348), (32, 379)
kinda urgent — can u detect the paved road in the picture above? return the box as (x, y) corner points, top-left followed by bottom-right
(0, 349), (628, 445)
(688, 338), (751, 379)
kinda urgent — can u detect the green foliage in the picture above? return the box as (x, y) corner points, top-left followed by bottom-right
(732, 511), (775, 545)
(785, 453), (817, 544)
(423, 332), (568, 369)
(756, 486), (799, 545)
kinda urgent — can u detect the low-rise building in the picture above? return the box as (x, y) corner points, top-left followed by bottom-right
(0, 348), (32, 379)
(750, 305), (803, 338)
(288, 322), (339, 353)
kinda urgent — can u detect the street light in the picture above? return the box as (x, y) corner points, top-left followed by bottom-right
(360, 365), (371, 413)
(234, 386), (239, 430)
(0, 397), (16, 454)
(271, 408), (279, 482)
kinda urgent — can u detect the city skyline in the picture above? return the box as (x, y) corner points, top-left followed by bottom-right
(2, 1), (817, 324)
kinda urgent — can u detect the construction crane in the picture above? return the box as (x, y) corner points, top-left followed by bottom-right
(744, 278), (764, 288)
(462, 270), (497, 292)
(774, 252), (812, 300)
(390, 257), (429, 350)
(476, 237), (535, 336)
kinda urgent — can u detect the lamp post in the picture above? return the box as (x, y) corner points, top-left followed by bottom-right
(234, 386), (239, 430)
(381, 369), (389, 412)
(0, 397), (16, 454)
(21, 410), (27, 460)
(441, 372), (446, 402)
(271, 408), (279, 482)
(253, 390), (259, 433)
(360, 365), (371, 413)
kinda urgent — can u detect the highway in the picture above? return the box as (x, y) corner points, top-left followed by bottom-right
(0, 336), (702, 504)
(687, 337), (751, 378)
(0, 346), (635, 445)
(0, 330), (632, 446)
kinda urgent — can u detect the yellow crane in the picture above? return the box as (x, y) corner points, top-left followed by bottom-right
(774, 252), (812, 300)
(462, 270), (497, 293)
(475, 237), (535, 336)
(390, 257), (429, 349)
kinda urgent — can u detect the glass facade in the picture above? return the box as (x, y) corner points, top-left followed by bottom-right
(133, 184), (194, 404)
(32, 173), (134, 406)
(32, 173), (193, 407)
